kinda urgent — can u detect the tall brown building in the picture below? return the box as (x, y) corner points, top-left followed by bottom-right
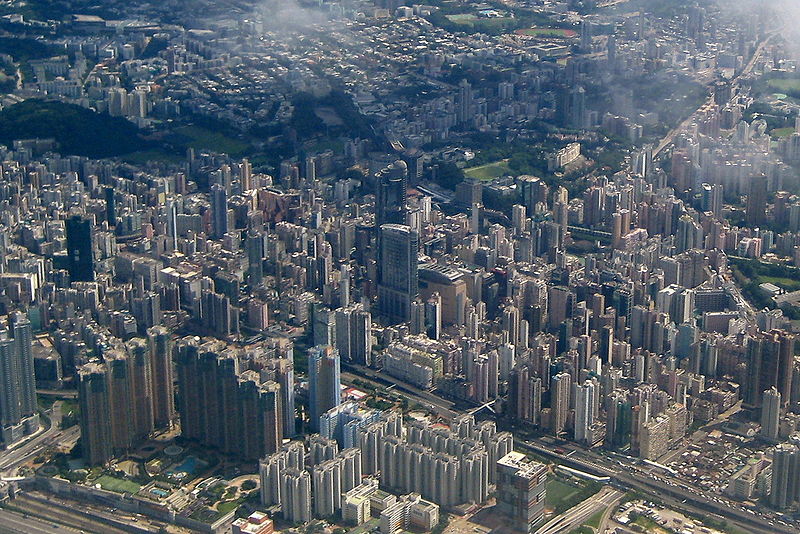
(147, 326), (175, 428)
(744, 330), (795, 409)
(78, 363), (114, 466)
(745, 173), (768, 227)
(78, 333), (178, 466)
(175, 337), (284, 460)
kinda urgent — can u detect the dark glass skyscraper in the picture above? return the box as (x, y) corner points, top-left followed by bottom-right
(308, 345), (341, 432)
(375, 160), (407, 227)
(211, 183), (229, 239)
(377, 224), (419, 324)
(66, 214), (95, 282)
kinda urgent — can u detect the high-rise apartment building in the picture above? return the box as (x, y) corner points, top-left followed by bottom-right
(313, 458), (343, 517)
(335, 306), (372, 366)
(281, 468), (312, 524)
(574, 379), (597, 444)
(147, 326), (175, 428)
(760, 387), (781, 441)
(175, 338), (283, 460)
(770, 443), (800, 509)
(0, 316), (38, 448)
(78, 362), (114, 465)
(745, 330), (794, 409)
(550, 372), (571, 436)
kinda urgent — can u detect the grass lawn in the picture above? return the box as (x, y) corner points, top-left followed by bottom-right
(304, 137), (345, 154)
(60, 399), (79, 416)
(546, 478), (581, 511)
(173, 125), (250, 156)
(771, 127), (795, 138)
(95, 475), (141, 494)
(515, 28), (578, 38)
(767, 78), (800, 93)
(584, 509), (605, 528)
(216, 499), (241, 515)
(445, 14), (477, 22)
(758, 275), (800, 291)
(122, 149), (184, 165)
(464, 159), (512, 180)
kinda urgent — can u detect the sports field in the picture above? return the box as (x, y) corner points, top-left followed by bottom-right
(95, 475), (141, 494)
(464, 159), (512, 180)
(445, 14), (477, 22)
(515, 28), (578, 38)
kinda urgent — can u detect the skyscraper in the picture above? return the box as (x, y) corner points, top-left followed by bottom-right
(247, 230), (265, 287)
(11, 315), (35, 424)
(239, 373), (283, 459)
(105, 186), (116, 226)
(0, 316), (38, 448)
(760, 387), (781, 441)
(126, 338), (154, 443)
(745, 330), (794, 409)
(211, 183), (229, 239)
(65, 214), (95, 282)
(78, 362), (113, 465)
(308, 345), (341, 431)
(174, 338), (284, 460)
(574, 380), (596, 444)
(745, 173), (768, 228)
(335, 306), (372, 366)
(508, 365), (541, 426)
(281, 468), (313, 524)
(770, 443), (800, 509)
(260, 357), (296, 437)
(425, 292), (442, 340)
(375, 161), (408, 228)
(550, 372), (571, 436)
(78, 344), (162, 465)
(147, 326), (175, 429)
(496, 452), (547, 533)
(377, 224), (419, 324)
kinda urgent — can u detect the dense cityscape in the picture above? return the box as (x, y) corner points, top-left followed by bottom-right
(0, 0), (799, 533)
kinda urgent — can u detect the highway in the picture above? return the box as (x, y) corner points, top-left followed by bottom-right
(341, 363), (457, 419)
(0, 422), (80, 479)
(0, 507), (84, 534)
(12, 493), (138, 534)
(0, 403), (63, 477)
(340, 362), (788, 533)
(536, 486), (623, 534)
(516, 439), (784, 534)
(0, 424), (80, 476)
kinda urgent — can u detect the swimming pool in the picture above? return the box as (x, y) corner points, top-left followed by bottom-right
(150, 488), (169, 498)
(167, 455), (207, 475)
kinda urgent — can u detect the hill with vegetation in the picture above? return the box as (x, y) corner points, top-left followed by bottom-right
(0, 100), (148, 158)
